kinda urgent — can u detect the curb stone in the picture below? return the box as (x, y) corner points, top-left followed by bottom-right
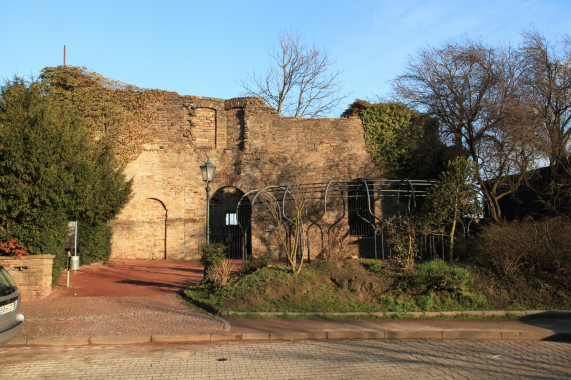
(220, 310), (571, 319)
(327, 331), (385, 340)
(89, 335), (151, 345)
(5, 310), (570, 347)
(27, 337), (90, 346)
(6, 329), (570, 347)
(269, 332), (328, 341)
(384, 331), (443, 339)
(442, 331), (502, 340)
(151, 334), (211, 344)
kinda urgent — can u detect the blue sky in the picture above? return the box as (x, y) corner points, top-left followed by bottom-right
(1, 0), (569, 116)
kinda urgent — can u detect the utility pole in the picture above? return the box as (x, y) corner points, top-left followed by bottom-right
(63, 45), (66, 67)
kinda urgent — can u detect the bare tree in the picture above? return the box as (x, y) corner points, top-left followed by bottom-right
(520, 30), (571, 166)
(240, 30), (347, 118)
(393, 39), (537, 222)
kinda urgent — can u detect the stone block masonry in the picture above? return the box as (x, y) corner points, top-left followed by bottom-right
(109, 93), (380, 260)
(0, 255), (54, 300)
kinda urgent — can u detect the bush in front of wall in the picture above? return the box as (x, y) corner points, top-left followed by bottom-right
(200, 243), (233, 287)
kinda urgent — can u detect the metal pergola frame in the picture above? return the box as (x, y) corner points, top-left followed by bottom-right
(230, 179), (446, 263)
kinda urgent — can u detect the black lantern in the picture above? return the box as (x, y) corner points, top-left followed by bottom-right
(200, 158), (216, 183)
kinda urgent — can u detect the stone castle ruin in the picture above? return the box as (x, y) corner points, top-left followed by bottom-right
(109, 92), (411, 261)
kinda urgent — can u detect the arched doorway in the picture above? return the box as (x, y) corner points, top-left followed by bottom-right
(348, 179), (375, 236)
(122, 197), (166, 260)
(209, 187), (252, 260)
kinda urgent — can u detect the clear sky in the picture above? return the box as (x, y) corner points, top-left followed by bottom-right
(1, 0), (569, 117)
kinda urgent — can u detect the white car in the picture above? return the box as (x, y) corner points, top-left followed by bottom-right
(0, 265), (24, 345)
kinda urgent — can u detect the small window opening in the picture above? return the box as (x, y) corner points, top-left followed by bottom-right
(225, 213), (238, 226)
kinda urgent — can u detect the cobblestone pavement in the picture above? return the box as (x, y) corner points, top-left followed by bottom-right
(1, 339), (569, 379)
(20, 294), (227, 338)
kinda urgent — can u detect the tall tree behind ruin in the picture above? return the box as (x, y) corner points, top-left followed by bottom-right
(520, 30), (571, 166)
(393, 39), (538, 222)
(240, 30), (347, 118)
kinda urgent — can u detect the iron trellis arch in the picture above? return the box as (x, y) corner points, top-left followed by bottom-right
(234, 179), (443, 264)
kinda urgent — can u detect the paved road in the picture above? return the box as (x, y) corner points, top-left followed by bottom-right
(1, 339), (570, 379)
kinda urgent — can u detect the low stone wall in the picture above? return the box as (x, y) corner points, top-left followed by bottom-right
(0, 255), (54, 300)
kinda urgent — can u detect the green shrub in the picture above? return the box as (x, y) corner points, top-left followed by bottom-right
(200, 243), (231, 286)
(78, 222), (112, 265)
(383, 217), (418, 270)
(326, 260), (370, 293)
(364, 260), (388, 275)
(49, 222), (114, 283)
(244, 250), (275, 272)
(410, 260), (472, 294)
(200, 243), (226, 267)
(376, 294), (417, 312)
(406, 260), (487, 310)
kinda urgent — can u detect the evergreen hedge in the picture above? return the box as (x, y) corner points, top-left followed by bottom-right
(0, 77), (131, 280)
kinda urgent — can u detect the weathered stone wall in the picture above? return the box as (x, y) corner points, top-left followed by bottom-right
(109, 93), (380, 260)
(0, 255), (54, 300)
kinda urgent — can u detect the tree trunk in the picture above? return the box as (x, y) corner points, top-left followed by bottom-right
(449, 219), (456, 262)
(479, 182), (502, 223)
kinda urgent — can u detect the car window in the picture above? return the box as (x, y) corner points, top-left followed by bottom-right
(0, 267), (18, 297)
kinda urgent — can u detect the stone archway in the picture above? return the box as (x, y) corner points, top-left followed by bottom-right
(146, 198), (167, 259)
(123, 198), (167, 260)
(209, 187), (252, 260)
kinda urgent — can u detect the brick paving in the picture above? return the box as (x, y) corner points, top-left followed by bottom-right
(1, 339), (570, 379)
(14, 260), (227, 342)
(20, 294), (227, 339)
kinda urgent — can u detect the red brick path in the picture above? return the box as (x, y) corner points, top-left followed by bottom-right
(50, 260), (206, 297)
(20, 260), (230, 339)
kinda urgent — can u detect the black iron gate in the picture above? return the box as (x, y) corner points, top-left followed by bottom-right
(348, 179), (376, 236)
(209, 187), (252, 260)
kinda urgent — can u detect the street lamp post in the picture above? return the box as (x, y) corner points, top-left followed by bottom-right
(200, 158), (216, 244)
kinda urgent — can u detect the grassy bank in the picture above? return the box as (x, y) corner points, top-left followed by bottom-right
(185, 259), (570, 314)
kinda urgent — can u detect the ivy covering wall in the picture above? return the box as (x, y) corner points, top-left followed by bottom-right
(344, 100), (450, 180)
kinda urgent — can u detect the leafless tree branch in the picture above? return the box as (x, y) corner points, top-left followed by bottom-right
(392, 38), (540, 221)
(240, 30), (347, 118)
(520, 29), (571, 166)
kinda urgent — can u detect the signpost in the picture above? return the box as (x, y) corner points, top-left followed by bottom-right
(65, 221), (79, 287)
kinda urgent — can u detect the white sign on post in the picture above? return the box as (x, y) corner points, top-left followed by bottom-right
(65, 221), (77, 253)
(66, 221), (79, 272)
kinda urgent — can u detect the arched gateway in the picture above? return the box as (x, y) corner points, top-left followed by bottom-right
(209, 186), (252, 260)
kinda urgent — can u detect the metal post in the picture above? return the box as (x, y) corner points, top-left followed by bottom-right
(206, 181), (211, 244)
(66, 251), (70, 288)
(74, 221), (77, 257)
